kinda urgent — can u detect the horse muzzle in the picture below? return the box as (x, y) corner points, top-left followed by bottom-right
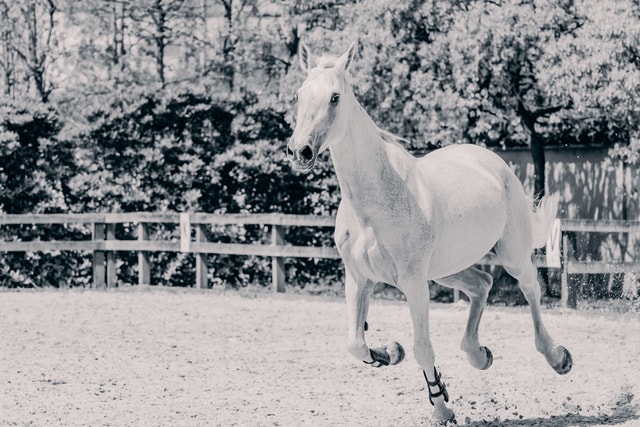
(286, 141), (317, 171)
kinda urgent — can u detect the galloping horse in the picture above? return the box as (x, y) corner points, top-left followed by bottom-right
(286, 42), (572, 423)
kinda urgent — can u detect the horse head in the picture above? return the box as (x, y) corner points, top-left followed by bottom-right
(286, 42), (358, 171)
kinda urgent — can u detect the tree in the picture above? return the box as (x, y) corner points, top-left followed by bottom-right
(0, 2), (18, 97)
(341, 0), (457, 150)
(2, 0), (59, 102)
(545, 0), (640, 161)
(431, 1), (585, 199)
(127, 0), (201, 88)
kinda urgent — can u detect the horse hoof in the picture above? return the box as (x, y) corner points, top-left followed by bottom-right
(479, 346), (493, 370)
(552, 346), (573, 375)
(433, 409), (457, 425)
(387, 341), (405, 365)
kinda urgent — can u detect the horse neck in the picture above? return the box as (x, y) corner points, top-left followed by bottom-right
(329, 98), (406, 214)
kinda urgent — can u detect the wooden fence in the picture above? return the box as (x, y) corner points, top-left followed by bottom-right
(0, 212), (338, 292)
(559, 219), (640, 307)
(0, 213), (639, 308)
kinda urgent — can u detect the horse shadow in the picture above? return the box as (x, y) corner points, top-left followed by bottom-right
(463, 406), (638, 427)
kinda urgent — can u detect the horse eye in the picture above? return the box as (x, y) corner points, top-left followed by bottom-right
(330, 93), (340, 105)
(293, 93), (298, 103)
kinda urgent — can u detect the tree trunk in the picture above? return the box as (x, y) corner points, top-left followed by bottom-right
(529, 131), (546, 201)
(518, 100), (546, 201)
(518, 100), (550, 296)
(201, 0), (208, 71)
(154, 0), (166, 88)
(221, 0), (235, 92)
(1, 32), (14, 96)
(111, 2), (126, 68)
(18, 1), (56, 102)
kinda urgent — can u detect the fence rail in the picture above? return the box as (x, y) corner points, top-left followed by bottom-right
(1, 213), (639, 307)
(0, 212), (339, 292)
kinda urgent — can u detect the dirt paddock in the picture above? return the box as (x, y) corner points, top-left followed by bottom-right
(1, 287), (638, 426)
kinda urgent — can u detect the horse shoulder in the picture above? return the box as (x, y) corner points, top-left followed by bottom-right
(334, 201), (399, 285)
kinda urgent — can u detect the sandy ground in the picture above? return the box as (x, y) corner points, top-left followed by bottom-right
(0, 287), (639, 427)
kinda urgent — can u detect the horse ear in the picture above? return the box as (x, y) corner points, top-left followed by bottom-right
(337, 41), (357, 72)
(299, 41), (312, 72)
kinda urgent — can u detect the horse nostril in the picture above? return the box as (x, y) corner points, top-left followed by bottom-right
(286, 146), (294, 158)
(300, 146), (313, 162)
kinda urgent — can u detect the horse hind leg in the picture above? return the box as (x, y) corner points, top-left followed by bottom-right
(517, 263), (572, 374)
(435, 267), (494, 370)
(495, 239), (573, 375)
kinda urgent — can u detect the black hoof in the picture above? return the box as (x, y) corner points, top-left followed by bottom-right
(365, 342), (405, 367)
(479, 346), (493, 370)
(365, 347), (390, 367)
(552, 346), (573, 375)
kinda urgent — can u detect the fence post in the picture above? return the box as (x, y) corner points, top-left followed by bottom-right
(106, 223), (116, 287)
(138, 223), (151, 285)
(560, 232), (568, 307)
(180, 213), (191, 253)
(92, 222), (105, 289)
(560, 231), (578, 309)
(195, 224), (208, 289)
(271, 224), (285, 293)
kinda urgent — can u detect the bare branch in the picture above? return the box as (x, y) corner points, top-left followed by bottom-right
(11, 45), (28, 66)
(532, 104), (565, 119)
(42, 0), (57, 64)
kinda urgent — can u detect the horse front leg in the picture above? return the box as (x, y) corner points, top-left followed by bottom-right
(404, 278), (456, 423)
(345, 272), (404, 366)
(345, 271), (373, 362)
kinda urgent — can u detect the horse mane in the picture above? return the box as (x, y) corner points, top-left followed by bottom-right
(378, 128), (410, 149)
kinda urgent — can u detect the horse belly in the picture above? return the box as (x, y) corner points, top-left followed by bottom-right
(427, 212), (505, 279)
(416, 153), (509, 279)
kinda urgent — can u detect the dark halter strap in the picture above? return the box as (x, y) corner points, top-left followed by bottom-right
(423, 367), (449, 406)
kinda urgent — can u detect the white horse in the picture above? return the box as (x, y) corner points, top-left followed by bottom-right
(286, 42), (572, 423)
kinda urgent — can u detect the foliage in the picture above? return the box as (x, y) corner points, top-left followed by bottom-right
(0, 100), (87, 287)
(0, 100), (66, 213)
(65, 87), (238, 213)
(1, 1), (639, 303)
(0, 85), (343, 288)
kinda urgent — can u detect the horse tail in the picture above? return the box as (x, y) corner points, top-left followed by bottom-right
(531, 193), (560, 248)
